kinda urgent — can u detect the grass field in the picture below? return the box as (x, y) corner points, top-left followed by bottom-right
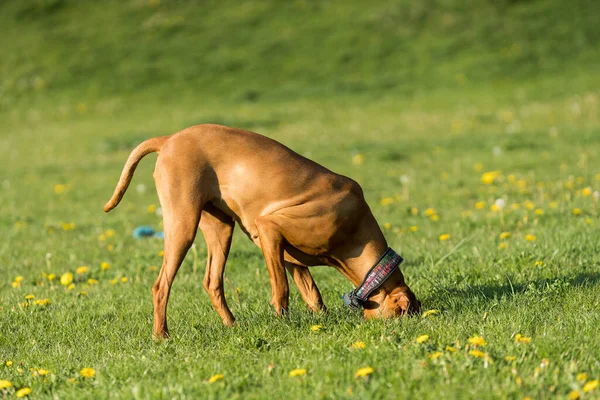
(1, 1), (600, 399)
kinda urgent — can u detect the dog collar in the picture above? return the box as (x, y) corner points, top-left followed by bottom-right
(343, 247), (404, 310)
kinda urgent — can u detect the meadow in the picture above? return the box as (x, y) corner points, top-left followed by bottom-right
(1, 1), (599, 398)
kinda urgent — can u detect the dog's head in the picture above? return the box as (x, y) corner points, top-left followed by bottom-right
(362, 270), (420, 318)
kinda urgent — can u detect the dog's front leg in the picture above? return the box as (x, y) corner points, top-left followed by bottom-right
(285, 262), (326, 313)
(256, 216), (289, 315)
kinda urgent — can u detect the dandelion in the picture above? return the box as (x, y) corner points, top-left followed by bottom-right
(469, 350), (487, 358)
(158, 250), (164, 257)
(475, 201), (486, 209)
(535, 209), (544, 215)
(60, 272), (73, 286)
(310, 325), (323, 332)
(505, 356), (516, 362)
(468, 336), (487, 346)
(67, 283), (75, 291)
(355, 367), (374, 378)
(499, 242), (507, 248)
(25, 294), (34, 300)
(500, 232), (511, 240)
(33, 299), (51, 306)
(101, 262), (111, 271)
(15, 276), (23, 282)
(289, 368), (307, 377)
(573, 208), (582, 216)
(416, 334), (429, 344)
(383, 222), (391, 229)
(568, 390), (580, 400)
(79, 368), (96, 378)
(16, 387), (32, 398)
(5, 361), (13, 367)
(511, 203), (521, 210)
(582, 187), (592, 196)
(445, 346), (457, 353)
(47, 273), (56, 281)
(576, 373), (588, 382)
(0, 380), (12, 389)
(380, 198), (394, 206)
(76, 266), (89, 275)
(428, 352), (443, 360)
(481, 171), (501, 185)
(351, 341), (366, 349)
(54, 184), (66, 194)
(410, 207), (419, 215)
(352, 154), (365, 166)
(525, 234), (536, 242)
(439, 234), (451, 241)
(533, 261), (544, 267)
(410, 226), (418, 232)
(121, 277), (128, 283)
(109, 279), (118, 285)
(514, 334), (531, 344)
(585, 218), (593, 225)
(87, 278), (99, 285)
(106, 244), (114, 251)
(430, 214), (440, 221)
(147, 204), (157, 214)
(11, 281), (21, 288)
(583, 380), (599, 393)
(422, 309), (439, 318)
(37, 369), (50, 376)
(208, 374), (224, 383)
(424, 208), (436, 217)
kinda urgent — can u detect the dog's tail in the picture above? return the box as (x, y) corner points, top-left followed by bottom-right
(104, 136), (170, 213)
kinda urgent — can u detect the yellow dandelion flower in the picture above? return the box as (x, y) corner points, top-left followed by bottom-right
(416, 334), (429, 344)
(106, 244), (114, 251)
(351, 341), (366, 349)
(424, 208), (436, 217)
(101, 262), (111, 271)
(500, 232), (511, 239)
(5, 361), (13, 367)
(208, 374), (224, 383)
(511, 203), (521, 210)
(410, 225), (418, 232)
(25, 294), (34, 300)
(67, 378), (77, 384)
(481, 171), (501, 185)
(310, 325), (323, 332)
(568, 390), (580, 400)
(147, 204), (157, 214)
(11, 281), (21, 288)
(87, 278), (99, 285)
(505, 355), (516, 362)
(428, 352), (443, 360)
(76, 266), (89, 275)
(573, 208), (582, 216)
(47, 273), (56, 281)
(475, 201), (486, 209)
(105, 229), (115, 238)
(109, 278), (118, 285)
(158, 250), (164, 257)
(498, 242), (507, 249)
(430, 214), (440, 221)
(15, 276), (23, 282)
(490, 204), (501, 212)
(468, 336), (487, 346)
(67, 283), (75, 291)
(60, 272), (73, 286)
(535, 209), (544, 215)
(383, 222), (391, 229)
(576, 373), (588, 382)
(0, 380), (12, 389)
(583, 380), (599, 393)
(445, 346), (457, 353)
(355, 367), (374, 378)
(582, 187), (592, 196)
(585, 218), (593, 225)
(514, 334), (532, 344)
(380, 198), (394, 206)
(469, 350), (486, 358)
(289, 368), (307, 377)
(352, 154), (365, 166)
(121, 277), (128, 283)
(422, 309), (439, 318)
(533, 261), (544, 267)
(16, 388), (32, 398)
(411, 207), (419, 215)
(439, 234), (451, 241)
(525, 234), (536, 242)
(79, 368), (96, 378)
(79, 291), (87, 297)
(98, 234), (107, 241)
(33, 299), (51, 306)
(37, 369), (50, 376)
(54, 184), (66, 194)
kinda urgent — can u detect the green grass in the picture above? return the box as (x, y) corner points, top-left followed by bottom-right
(1, 0), (600, 398)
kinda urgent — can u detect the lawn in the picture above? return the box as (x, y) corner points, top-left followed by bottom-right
(1, 1), (599, 399)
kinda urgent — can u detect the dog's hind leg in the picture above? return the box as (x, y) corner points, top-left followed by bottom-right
(255, 216), (289, 315)
(152, 165), (202, 339)
(285, 262), (326, 313)
(199, 205), (235, 326)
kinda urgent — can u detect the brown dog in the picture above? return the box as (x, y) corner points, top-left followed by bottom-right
(104, 124), (419, 338)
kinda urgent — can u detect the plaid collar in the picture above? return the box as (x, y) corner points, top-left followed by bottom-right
(343, 248), (404, 310)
